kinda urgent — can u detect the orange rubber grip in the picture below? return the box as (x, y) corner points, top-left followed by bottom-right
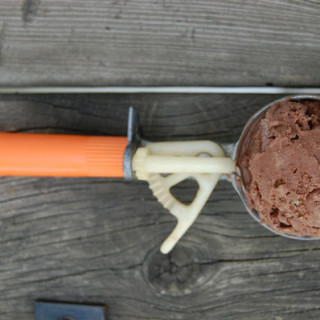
(0, 132), (127, 177)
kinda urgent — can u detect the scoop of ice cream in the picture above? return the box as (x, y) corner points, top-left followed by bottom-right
(239, 98), (320, 237)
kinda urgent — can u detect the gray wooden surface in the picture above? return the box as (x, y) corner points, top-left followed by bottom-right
(0, 94), (319, 320)
(0, 1), (320, 87)
(1, 0), (320, 319)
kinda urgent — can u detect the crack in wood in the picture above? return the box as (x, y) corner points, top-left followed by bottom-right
(21, 0), (40, 23)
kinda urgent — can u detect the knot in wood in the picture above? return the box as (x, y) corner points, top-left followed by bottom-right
(144, 244), (210, 296)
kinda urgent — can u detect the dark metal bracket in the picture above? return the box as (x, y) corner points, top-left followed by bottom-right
(34, 301), (107, 320)
(123, 106), (142, 180)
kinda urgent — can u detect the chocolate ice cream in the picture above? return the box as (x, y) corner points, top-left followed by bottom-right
(239, 98), (320, 237)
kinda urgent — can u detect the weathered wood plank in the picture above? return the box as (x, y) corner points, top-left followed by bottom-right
(0, 1), (320, 86)
(0, 94), (319, 319)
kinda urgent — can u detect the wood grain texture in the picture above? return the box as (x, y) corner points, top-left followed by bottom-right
(0, 1), (320, 86)
(0, 94), (319, 319)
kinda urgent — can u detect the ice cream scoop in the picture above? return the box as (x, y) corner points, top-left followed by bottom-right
(0, 96), (319, 254)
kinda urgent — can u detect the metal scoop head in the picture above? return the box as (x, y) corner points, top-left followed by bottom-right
(232, 95), (320, 240)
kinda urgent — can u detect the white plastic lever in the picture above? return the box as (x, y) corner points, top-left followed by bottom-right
(132, 141), (235, 254)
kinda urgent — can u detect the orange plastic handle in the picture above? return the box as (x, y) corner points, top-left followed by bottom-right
(0, 132), (127, 177)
